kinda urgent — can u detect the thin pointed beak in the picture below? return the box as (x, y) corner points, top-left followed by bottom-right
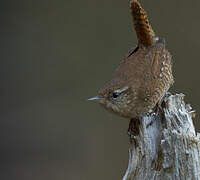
(88, 95), (101, 101)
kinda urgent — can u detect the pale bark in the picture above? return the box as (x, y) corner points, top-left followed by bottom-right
(123, 93), (200, 180)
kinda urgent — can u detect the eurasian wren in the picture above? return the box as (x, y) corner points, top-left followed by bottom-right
(89, 0), (174, 119)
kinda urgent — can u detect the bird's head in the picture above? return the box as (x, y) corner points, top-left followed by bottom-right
(88, 83), (135, 118)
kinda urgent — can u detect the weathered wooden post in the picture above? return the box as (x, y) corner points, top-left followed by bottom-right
(123, 94), (200, 180)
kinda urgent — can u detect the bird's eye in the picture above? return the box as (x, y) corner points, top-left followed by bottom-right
(112, 92), (119, 98)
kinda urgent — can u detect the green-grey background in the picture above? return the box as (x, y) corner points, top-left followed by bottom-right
(1, 0), (200, 179)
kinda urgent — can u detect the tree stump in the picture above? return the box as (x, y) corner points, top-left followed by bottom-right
(123, 93), (200, 180)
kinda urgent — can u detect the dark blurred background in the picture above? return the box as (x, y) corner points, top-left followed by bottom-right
(1, 0), (200, 179)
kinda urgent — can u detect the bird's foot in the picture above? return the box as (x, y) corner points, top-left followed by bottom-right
(127, 118), (140, 140)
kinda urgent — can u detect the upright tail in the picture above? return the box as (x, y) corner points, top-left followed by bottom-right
(130, 0), (157, 47)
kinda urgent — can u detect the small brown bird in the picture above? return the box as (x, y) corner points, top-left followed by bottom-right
(89, 0), (174, 119)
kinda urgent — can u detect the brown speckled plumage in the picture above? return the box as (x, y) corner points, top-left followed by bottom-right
(90, 0), (174, 119)
(130, 0), (156, 46)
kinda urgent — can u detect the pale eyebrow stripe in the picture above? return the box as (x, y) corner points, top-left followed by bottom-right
(114, 86), (129, 93)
